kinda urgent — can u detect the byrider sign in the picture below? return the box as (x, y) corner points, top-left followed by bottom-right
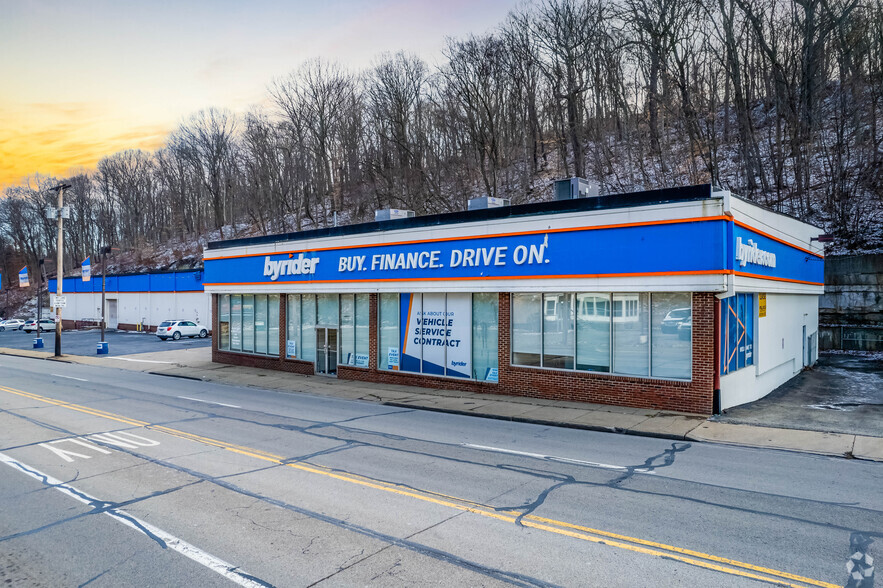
(208, 219), (729, 286)
(735, 237), (776, 268)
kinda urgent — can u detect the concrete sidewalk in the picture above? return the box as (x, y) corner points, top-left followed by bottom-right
(3, 346), (882, 462)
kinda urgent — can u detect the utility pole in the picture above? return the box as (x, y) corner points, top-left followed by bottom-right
(101, 246), (110, 345)
(49, 184), (70, 357)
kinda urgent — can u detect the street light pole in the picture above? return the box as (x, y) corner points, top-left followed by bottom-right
(101, 246), (110, 343)
(50, 183), (70, 357)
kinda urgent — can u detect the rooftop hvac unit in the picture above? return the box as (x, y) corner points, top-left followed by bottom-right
(554, 177), (599, 200)
(374, 208), (416, 222)
(467, 196), (511, 210)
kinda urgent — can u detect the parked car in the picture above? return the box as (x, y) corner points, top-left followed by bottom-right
(661, 307), (692, 334)
(156, 320), (208, 341)
(0, 319), (25, 331)
(22, 318), (56, 333)
(677, 316), (692, 341)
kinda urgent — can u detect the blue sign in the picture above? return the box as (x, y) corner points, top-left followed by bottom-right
(731, 224), (823, 285)
(206, 220), (729, 286)
(82, 257), (91, 282)
(18, 266), (29, 288)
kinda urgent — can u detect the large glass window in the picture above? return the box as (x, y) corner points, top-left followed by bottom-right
(721, 293), (754, 375)
(242, 295), (255, 353)
(219, 294), (230, 351)
(230, 295), (242, 351)
(286, 294), (301, 358)
(268, 294), (279, 356)
(612, 293), (649, 376)
(576, 293), (610, 372)
(379, 293), (399, 370)
(543, 293), (574, 369)
(301, 294), (316, 362)
(472, 293), (498, 381)
(340, 294), (355, 365)
(255, 295), (268, 355)
(651, 293), (691, 379)
(512, 292), (689, 380)
(355, 294), (369, 367)
(512, 293), (542, 366)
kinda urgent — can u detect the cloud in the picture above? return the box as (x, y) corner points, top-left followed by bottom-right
(0, 101), (170, 189)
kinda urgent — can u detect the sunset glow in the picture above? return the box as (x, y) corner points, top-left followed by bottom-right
(0, 0), (519, 189)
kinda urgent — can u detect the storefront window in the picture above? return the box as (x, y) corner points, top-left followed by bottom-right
(543, 293), (574, 369)
(612, 293), (649, 376)
(721, 293), (754, 375)
(268, 294), (279, 356)
(379, 293), (399, 370)
(230, 294), (242, 351)
(255, 295), (268, 355)
(340, 294), (355, 365)
(355, 294), (369, 366)
(317, 293), (338, 327)
(301, 294), (316, 362)
(242, 295), (255, 353)
(472, 293), (498, 381)
(286, 294), (301, 358)
(576, 293), (610, 372)
(651, 293), (691, 379)
(219, 294), (230, 351)
(512, 293), (542, 366)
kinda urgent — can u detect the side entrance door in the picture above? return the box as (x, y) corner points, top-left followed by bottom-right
(108, 300), (118, 329)
(315, 327), (338, 376)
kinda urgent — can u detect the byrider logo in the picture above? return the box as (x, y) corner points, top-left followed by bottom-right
(264, 254), (319, 281)
(735, 237), (776, 268)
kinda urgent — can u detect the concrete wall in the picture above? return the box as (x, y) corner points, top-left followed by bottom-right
(61, 291), (211, 331)
(720, 293), (819, 410)
(819, 253), (882, 351)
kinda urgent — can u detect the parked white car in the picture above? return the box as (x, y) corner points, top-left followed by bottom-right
(0, 319), (26, 331)
(22, 318), (56, 333)
(156, 320), (209, 341)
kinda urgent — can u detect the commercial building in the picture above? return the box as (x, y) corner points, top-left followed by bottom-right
(49, 269), (208, 331)
(203, 184), (824, 414)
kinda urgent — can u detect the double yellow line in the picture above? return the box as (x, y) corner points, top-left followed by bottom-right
(0, 384), (837, 588)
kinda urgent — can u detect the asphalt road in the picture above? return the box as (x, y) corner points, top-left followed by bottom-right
(0, 328), (211, 357)
(1, 354), (879, 587)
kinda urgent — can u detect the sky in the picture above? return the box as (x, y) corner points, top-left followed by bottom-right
(0, 0), (521, 189)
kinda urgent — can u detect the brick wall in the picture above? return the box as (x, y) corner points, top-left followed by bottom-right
(211, 291), (716, 415)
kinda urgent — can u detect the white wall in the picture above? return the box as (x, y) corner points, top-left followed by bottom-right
(720, 292), (819, 409)
(62, 292), (211, 329)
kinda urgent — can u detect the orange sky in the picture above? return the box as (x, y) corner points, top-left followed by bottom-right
(0, 0), (519, 190)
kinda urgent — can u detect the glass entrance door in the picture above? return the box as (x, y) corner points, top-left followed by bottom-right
(315, 327), (338, 376)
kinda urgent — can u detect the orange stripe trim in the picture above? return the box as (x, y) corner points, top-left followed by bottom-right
(733, 219), (823, 259)
(205, 216), (732, 262)
(47, 290), (203, 294)
(733, 271), (823, 286)
(203, 269), (731, 287)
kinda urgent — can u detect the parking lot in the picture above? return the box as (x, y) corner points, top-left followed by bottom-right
(0, 328), (211, 357)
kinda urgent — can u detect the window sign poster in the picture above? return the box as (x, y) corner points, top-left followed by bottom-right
(420, 293), (447, 375)
(484, 367), (498, 382)
(445, 293), (472, 378)
(400, 293), (423, 373)
(287, 339), (297, 358)
(355, 354), (369, 367)
(387, 347), (399, 370)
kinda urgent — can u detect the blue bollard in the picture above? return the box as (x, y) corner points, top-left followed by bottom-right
(97, 341), (109, 355)
(33, 338), (44, 349)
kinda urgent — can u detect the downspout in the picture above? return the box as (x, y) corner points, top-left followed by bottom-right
(713, 297), (721, 415)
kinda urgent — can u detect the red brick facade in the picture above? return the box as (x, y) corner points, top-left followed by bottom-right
(212, 291), (716, 414)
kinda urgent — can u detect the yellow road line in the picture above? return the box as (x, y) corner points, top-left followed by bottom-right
(0, 385), (837, 588)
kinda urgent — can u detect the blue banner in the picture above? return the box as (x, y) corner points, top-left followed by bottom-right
(205, 220), (729, 286)
(732, 224), (823, 284)
(18, 266), (28, 288)
(82, 257), (91, 282)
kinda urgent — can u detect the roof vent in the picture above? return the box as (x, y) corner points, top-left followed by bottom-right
(554, 177), (599, 200)
(468, 196), (510, 210)
(374, 208), (416, 222)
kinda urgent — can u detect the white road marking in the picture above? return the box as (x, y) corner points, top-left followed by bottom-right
(107, 357), (174, 364)
(51, 374), (89, 382)
(461, 444), (655, 474)
(0, 451), (267, 588)
(178, 396), (241, 409)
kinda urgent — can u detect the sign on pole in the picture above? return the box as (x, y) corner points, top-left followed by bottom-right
(18, 266), (29, 288)
(758, 293), (767, 318)
(82, 257), (91, 282)
(52, 296), (67, 308)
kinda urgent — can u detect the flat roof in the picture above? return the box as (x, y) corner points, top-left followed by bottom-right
(207, 184), (717, 251)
